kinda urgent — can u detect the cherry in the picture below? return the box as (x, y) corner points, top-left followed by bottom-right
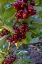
(20, 2), (26, 8)
(13, 26), (18, 30)
(29, 10), (36, 16)
(18, 38), (22, 42)
(23, 0), (27, 3)
(15, 12), (23, 19)
(30, 1), (35, 6)
(13, 39), (17, 43)
(13, 2), (20, 10)
(0, 33), (4, 37)
(25, 26), (29, 31)
(3, 29), (9, 34)
(17, 10), (23, 16)
(2, 59), (11, 64)
(11, 56), (16, 63)
(22, 34), (26, 39)
(15, 12), (20, 19)
(15, 29), (20, 34)
(28, 6), (34, 13)
(21, 32), (25, 35)
(22, 10), (28, 19)
(13, 34), (18, 39)
(21, 22), (27, 28)
(7, 36), (13, 42)
(17, 0), (27, 3)
(20, 28), (24, 33)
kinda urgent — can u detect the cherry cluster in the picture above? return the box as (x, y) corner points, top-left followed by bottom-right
(13, 0), (36, 20)
(2, 55), (16, 64)
(0, 29), (10, 38)
(7, 22), (29, 43)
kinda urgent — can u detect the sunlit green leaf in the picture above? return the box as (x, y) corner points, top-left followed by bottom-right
(0, 35), (8, 48)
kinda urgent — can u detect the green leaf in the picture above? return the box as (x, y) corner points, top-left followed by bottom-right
(16, 50), (28, 56)
(39, 11), (42, 18)
(0, 35), (8, 48)
(0, 57), (4, 64)
(35, 0), (41, 5)
(13, 59), (31, 64)
(0, 0), (16, 4)
(4, 20), (13, 26)
(30, 29), (40, 36)
(31, 18), (42, 29)
(29, 37), (39, 44)
(22, 38), (28, 44)
(34, 6), (42, 11)
(26, 32), (32, 42)
(16, 42), (22, 48)
(2, 6), (16, 22)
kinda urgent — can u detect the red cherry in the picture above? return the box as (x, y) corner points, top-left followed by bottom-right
(13, 34), (18, 39)
(28, 6), (34, 13)
(20, 28), (24, 33)
(11, 56), (16, 63)
(22, 10), (28, 19)
(21, 32), (25, 35)
(13, 26), (18, 30)
(15, 12), (23, 19)
(25, 26), (29, 31)
(15, 29), (20, 34)
(13, 39), (17, 43)
(20, 2), (26, 8)
(17, 10), (23, 16)
(13, 2), (20, 10)
(22, 34), (26, 39)
(0, 33), (4, 37)
(18, 38), (22, 42)
(32, 10), (36, 15)
(29, 10), (36, 16)
(30, 1), (35, 6)
(3, 29), (9, 34)
(16, 10), (23, 19)
(17, 0), (27, 3)
(7, 36), (13, 42)
(21, 22), (27, 28)
(2, 59), (11, 64)
(15, 13), (20, 20)
(23, 0), (27, 3)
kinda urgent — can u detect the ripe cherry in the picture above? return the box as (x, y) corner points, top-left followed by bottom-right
(13, 39), (17, 43)
(21, 22), (27, 28)
(22, 10), (28, 19)
(2, 59), (11, 64)
(20, 2), (26, 8)
(29, 10), (36, 16)
(20, 28), (24, 33)
(0, 33), (4, 37)
(17, 10), (23, 16)
(23, 0), (27, 3)
(11, 56), (16, 63)
(13, 2), (20, 10)
(28, 6), (34, 13)
(18, 38), (22, 42)
(7, 36), (13, 42)
(3, 29), (9, 34)
(15, 13), (20, 20)
(22, 34), (26, 39)
(30, 1), (35, 6)
(25, 26), (29, 31)
(13, 34), (18, 39)
(13, 26), (18, 30)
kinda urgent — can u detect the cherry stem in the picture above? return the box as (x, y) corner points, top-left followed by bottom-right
(8, 42), (11, 53)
